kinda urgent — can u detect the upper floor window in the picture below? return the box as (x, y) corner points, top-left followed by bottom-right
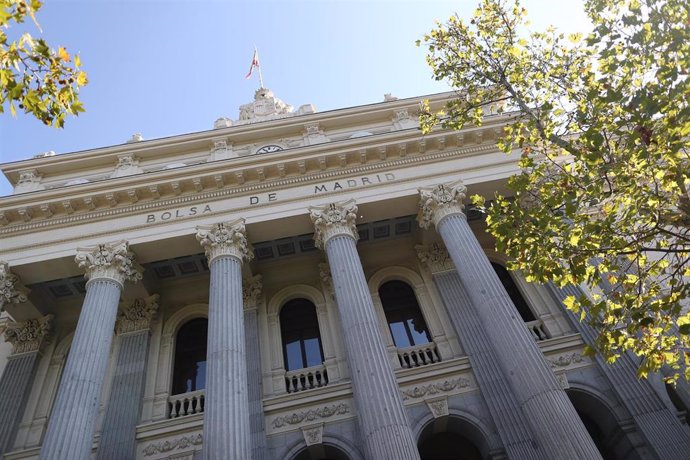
(280, 298), (325, 371)
(491, 262), (536, 322)
(172, 318), (208, 395)
(379, 280), (431, 347)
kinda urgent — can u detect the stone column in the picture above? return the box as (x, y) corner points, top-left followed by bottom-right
(196, 220), (252, 459)
(96, 294), (159, 460)
(418, 181), (601, 460)
(547, 283), (690, 459)
(243, 275), (270, 460)
(416, 244), (544, 460)
(41, 241), (142, 460)
(309, 200), (420, 460)
(0, 314), (53, 456)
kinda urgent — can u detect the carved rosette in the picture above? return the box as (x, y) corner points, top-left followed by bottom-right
(309, 199), (359, 249)
(415, 243), (455, 274)
(242, 275), (263, 310)
(0, 261), (28, 309)
(196, 219), (253, 264)
(115, 294), (159, 334)
(75, 241), (143, 286)
(417, 180), (467, 229)
(2, 314), (53, 354)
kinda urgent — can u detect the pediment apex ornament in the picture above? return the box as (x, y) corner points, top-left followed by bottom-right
(309, 199), (359, 249)
(116, 294), (160, 334)
(418, 180), (467, 229)
(0, 261), (29, 310)
(243, 275), (263, 310)
(2, 314), (53, 354)
(75, 240), (143, 286)
(196, 219), (254, 264)
(415, 243), (454, 274)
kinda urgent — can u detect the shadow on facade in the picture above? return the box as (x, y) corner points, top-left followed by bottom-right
(417, 415), (488, 460)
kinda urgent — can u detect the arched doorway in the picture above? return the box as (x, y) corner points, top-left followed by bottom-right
(567, 389), (639, 460)
(418, 416), (490, 460)
(292, 444), (351, 460)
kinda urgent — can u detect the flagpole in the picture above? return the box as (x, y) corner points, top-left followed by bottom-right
(255, 45), (265, 89)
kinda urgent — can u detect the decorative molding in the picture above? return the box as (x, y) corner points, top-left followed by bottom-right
(111, 153), (143, 178)
(75, 240), (143, 286)
(415, 243), (454, 274)
(196, 219), (253, 264)
(14, 169), (45, 193)
(401, 377), (472, 401)
(418, 180), (467, 229)
(301, 424), (324, 446)
(0, 261), (29, 309)
(555, 372), (570, 390)
(426, 397), (449, 418)
(547, 352), (586, 369)
(271, 403), (350, 429)
(116, 294), (159, 334)
(2, 314), (53, 354)
(309, 199), (358, 249)
(242, 275), (263, 310)
(142, 433), (203, 457)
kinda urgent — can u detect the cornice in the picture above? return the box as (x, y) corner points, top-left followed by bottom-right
(0, 140), (502, 237)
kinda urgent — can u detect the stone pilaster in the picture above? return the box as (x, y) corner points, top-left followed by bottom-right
(0, 315), (52, 456)
(309, 200), (420, 460)
(196, 220), (252, 459)
(96, 295), (159, 460)
(243, 275), (270, 460)
(0, 261), (28, 311)
(418, 181), (601, 460)
(547, 283), (690, 459)
(417, 244), (545, 460)
(41, 241), (142, 460)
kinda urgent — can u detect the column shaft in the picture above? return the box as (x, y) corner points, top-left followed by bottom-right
(0, 352), (40, 455)
(203, 256), (251, 459)
(437, 214), (601, 459)
(549, 284), (690, 459)
(326, 235), (419, 460)
(434, 270), (545, 459)
(245, 307), (270, 460)
(40, 279), (122, 460)
(95, 331), (150, 460)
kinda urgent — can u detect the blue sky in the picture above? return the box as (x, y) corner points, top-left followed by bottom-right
(0, 0), (590, 196)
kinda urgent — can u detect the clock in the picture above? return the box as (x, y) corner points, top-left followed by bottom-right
(256, 144), (283, 154)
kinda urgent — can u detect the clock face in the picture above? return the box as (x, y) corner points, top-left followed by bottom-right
(256, 144), (283, 154)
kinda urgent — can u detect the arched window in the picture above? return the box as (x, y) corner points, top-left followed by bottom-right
(490, 262), (536, 322)
(379, 280), (439, 368)
(379, 280), (431, 348)
(172, 318), (208, 395)
(280, 299), (327, 392)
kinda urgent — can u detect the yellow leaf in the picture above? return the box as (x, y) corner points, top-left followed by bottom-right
(76, 71), (88, 86)
(74, 54), (81, 68)
(58, 47), (70, 62)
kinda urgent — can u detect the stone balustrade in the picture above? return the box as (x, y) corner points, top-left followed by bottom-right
(526, 319), (550, 341)
(397, 342), (441, 369)
(285, 364), (329, 393)
(168, 390), (205, 419)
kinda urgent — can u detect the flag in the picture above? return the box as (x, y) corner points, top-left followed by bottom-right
(245, 50), (260, 80)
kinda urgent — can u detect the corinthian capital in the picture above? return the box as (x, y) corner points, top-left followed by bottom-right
(2, 314), (53, 354)
(196, 219), (253, 264)
(0, 262), (28, 310)
(242, 275), (263, 310)
(115, 294), (159, 334)
(309, 199), (358, 249)
(417, 180), (467, 229)
(75, 241), (143, 286)
(415, 243), (454, 274)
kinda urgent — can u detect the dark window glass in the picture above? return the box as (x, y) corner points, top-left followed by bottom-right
(280, 299), (325, 371)
(172, 318), (208, 395)
(491, 262), (536, 322)
(379, 280), (431, 348)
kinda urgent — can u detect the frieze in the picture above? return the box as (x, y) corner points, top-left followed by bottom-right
(142, 433), (203, 457)
(271, 403), (350, 429)
(401, 377), (472, 401)
(547, 352), (587, 369)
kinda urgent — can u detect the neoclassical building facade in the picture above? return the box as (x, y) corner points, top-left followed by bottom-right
(1, 90), (690, 460)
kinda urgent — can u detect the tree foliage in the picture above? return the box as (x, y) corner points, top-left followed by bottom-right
(419, 0), (690, 381)
(1, 0), (86, 127)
